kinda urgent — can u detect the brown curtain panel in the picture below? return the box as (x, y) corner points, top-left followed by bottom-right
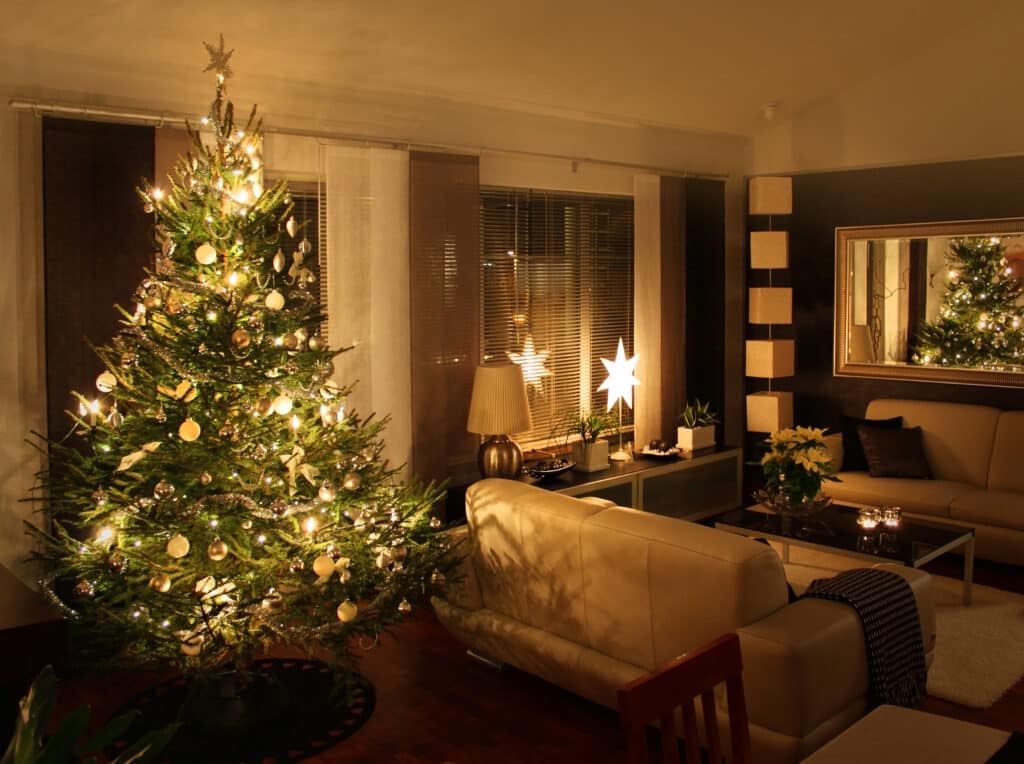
(408, 152), (480, 486)
(42, 118), (154, 443)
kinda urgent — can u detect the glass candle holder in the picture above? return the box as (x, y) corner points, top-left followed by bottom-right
(857, 507), (881, 530)
(882, 506), (902, 529)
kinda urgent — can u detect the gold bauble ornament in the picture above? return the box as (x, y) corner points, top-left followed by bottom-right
(272, 395), (293, 415)
(336, 599), (358, 622)
(430, 517), (442, 530)
(312, 554), (336, 578)
(178, 417), (201, 442)
(282, 334), (299, 350)
(166, 534), (190, 559)
(286, 216), (298, 237)
(107, 552), (129, 574)
(272, 249), (286, 273)
(195, 242), (218, 265)
(180, 633), (204, 656)
(231, 328), (252, 348)
(318, 481), (336, 502)
(255, 397), (274, 416)
(74, 579), (95, 597)
(96, 371), (118, 393)
(208, 538), (229, 561)
(149, 573), (172, 593)
(265, 290), (285, 311)
(200, 471), (212, 485)
(398, 599), (413, 614)
(308, 335), (324, 351)
(342, 471), (362, 491)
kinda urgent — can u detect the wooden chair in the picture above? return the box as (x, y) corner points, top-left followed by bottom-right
(617, 632), (752, 764)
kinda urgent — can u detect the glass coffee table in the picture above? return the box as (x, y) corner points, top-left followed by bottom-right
(713, 503), (975, 605)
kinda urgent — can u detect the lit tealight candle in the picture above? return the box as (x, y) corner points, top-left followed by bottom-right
(857, 508), (881, 530)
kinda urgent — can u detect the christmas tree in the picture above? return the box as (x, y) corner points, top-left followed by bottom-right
(912, 236), (1024, 369)
(28, 38), (453, 676)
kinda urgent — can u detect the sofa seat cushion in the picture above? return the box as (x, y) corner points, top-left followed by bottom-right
(950, 489), (1024, 531)
(823, 472), (974, 517)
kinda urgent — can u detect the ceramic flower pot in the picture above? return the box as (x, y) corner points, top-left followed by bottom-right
(572, 440), (609, 472)
(676, 425), (715, 452)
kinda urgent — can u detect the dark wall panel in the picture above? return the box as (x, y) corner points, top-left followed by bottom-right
(777, 156), (1024, 430)
(43, 118), (154, 441)
(684, 178), (727, 441)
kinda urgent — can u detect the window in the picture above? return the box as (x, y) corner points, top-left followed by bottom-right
(480, 187), (634, 446)
(272, 181), (327, 331)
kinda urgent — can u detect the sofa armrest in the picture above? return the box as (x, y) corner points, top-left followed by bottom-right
(738, 563), (935, 739)
(738, 598), (870, 739)
(433, 524), (483, 612)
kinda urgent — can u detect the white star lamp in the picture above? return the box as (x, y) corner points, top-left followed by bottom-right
(597, 337), (639, 461)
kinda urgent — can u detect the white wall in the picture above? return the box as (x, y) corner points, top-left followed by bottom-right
(748, 2), (1024, 174)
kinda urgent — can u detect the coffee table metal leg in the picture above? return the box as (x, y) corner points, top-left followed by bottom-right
(963, 536), (974, 606)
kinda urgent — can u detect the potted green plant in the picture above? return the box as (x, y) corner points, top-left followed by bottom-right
(566, 409), (613, 472)
(677, 399), (718, 452)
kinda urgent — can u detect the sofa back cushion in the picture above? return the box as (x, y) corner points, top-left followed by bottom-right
(467, 479), (603, 647)
(865, 399), (999, 487)
(988, 411), (1024, 492)
(465, 479), (790, 671)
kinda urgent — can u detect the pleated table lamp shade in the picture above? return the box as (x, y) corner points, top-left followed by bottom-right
(467, 365), (532, 478)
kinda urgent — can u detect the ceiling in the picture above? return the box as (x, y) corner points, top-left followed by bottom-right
(0, 0), (1017, 139)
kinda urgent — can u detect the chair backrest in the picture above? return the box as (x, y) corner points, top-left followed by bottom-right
(617, 632), (752, 764)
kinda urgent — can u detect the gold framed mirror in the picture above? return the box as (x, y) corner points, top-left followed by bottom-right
(835, 218), (1024, 388)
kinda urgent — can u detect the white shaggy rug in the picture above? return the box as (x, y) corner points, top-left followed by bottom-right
(776, 546), (1024, 708)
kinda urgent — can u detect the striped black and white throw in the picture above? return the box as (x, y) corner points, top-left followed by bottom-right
(802, 567), (927, 708)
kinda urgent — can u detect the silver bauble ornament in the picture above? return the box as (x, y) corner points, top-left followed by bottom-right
(398, 599), (413, 614)
(299, 238), (312, 255)
(430, 517), (442, 530)
(272, 249), (286, 273)
(195, 242), (218, 266)
(289, 557), (305, 573)
(199, 471), (212, 485)
(149, 573), (172, 593)
(153, 480), (175, 500)
(270, 499), (289, 517)
(74, 579), (95, 597)
(286, 217), (298, 237)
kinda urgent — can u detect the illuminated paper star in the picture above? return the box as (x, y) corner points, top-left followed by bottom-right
(508, 335), (551, 392)
(597, 338), (639, 411)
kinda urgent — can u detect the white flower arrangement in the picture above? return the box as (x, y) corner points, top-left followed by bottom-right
(758, 425), (839, 511)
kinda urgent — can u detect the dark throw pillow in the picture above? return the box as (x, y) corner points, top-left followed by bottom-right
(840, 415), (902, 471)
(857, 425), (932, 479)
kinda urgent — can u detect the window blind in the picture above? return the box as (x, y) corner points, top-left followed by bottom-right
(480, 187), (634, 447)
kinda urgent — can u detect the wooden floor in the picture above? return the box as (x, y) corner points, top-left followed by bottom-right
(46, 555), (1024, 763)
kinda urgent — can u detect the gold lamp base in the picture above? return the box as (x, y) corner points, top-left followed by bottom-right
(478, 435), (524, 479)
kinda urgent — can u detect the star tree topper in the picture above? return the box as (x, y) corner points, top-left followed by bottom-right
(597, 338), (640, 411)
(203, 34), (235, 81)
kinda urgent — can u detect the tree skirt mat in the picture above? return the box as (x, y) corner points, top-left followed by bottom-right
(779, 546), (1024, 709)
(109, 658), (375, 763)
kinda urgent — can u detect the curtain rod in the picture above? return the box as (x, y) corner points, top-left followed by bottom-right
(8, 98), (731, 182)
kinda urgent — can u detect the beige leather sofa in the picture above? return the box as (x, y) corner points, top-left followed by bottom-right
(823, 398), (1024, 565)
(433, 479), (935, 764)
